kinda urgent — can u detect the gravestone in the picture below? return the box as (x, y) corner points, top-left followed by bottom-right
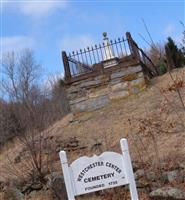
(102, 32), (118, 68)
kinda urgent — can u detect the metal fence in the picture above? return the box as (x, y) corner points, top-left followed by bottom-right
(131, 41), (159, 77)
(66, 36), (131, 77)
(62, 32), (158, 81)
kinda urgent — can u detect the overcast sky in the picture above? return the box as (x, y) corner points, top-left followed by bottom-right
(1, 0), (185, 77)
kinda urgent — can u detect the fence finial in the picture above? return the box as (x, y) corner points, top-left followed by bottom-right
(103, 32), (108, 39)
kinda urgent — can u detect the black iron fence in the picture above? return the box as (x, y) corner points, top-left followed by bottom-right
(67, 56), (93, 77)
(63, 34), (131, 77)
(62, 32), (158, 81)
(131, 40), (159, 77)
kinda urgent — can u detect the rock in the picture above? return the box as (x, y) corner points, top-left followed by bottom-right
(91, 142), (102, 151)
(111, 70), (127, 79)
(21, 179), (43, 194)
(109, 90), (129, 100)
(130, 87), (141, 94)
(0, 181), (5, 192)
(179, 163), (185, 169)
(136, 179), (150, 189)
(66, 91), (78, 99)
(31, 182), (43, 191)
(110, 78), (122, 85)
(79, 79), (102, 88)
(56, 146), (62, 153)
(14, 155), (21, 164)
(88, 87), (109, 98)
(55, 113), (74, 128)
(127, 66), (142, 74)
(150, 182), (160, 191)
(19, 149), (30, 160)
(71, 95), (109, 112)
(3, 185), (24, 200)
(94, 75), (109, 83)
(134, 169), (145, 180)
(67, 87), (87, 99)
(47, 172), (67, 200)
(110, 82), (128, 92)
(130, 77), (145, 87)
(28, 190), (37, 198)
(21, 182), (32, 194)
(132, 161), (140, 172)
(66, 85), (79, 93)
(146, 171), (157, 182)
(29, 189), (51, 199)
(70, 96), (88, 105)
(150, 187), (185, 200)
(71, 77), (92, 86)
(0, 192), (4, 200)
(137, 72), (144, 78)
(66, 113), (74, 123)
(122, 73), (138, 81)
(162, 170), (180, 183)
(109, 66), (142, 80)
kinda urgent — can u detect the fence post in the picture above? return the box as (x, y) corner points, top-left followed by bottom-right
(120, 138), (139, 200)
(126, 32), (140, 61)
(62, 51), (71, 81)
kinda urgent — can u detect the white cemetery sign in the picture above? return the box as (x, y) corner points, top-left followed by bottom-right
(59, 138), (138, 200)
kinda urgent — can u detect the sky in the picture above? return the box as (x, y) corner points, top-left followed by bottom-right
(1, 0), (185, 78)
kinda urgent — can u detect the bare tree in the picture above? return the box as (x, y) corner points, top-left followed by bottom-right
(2, 49), (41, 102)
(180, 21), (185, 55)
(1, 49), (70, 189)
(48, 75), (70, 118)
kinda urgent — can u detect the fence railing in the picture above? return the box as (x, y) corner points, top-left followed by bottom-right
(131, 40), (159, 77)
(62, 32), (158, 82)
(62, 33), (132, 78)
(67, 56), (93, 77)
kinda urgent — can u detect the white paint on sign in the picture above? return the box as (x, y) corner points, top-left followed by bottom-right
(71, 152), (127, 195)
(59, 138), (139, 200)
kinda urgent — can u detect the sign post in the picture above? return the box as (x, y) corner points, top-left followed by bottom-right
(59, 138), (138, 200)
(120, 138), (138, 200)
(59, 151), (75, 200)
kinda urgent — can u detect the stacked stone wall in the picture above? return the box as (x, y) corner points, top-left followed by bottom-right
(65, 64), (146, 113)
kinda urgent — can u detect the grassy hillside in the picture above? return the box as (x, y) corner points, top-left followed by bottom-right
(0, 67), (185, 200)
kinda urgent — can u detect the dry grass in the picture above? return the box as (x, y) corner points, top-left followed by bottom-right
(0, 67), (185, 199)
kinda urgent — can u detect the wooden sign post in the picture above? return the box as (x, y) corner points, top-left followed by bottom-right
(59, 138), (138, 200)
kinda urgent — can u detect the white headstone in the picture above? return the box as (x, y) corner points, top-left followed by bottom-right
(102, 32), (118, 68)
(103, 32), (115, 60)
(59, 138), (138, 200)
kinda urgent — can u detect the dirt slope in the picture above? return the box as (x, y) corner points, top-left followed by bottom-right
(0, 67), (185, 200)
(43, 68), (185, 161)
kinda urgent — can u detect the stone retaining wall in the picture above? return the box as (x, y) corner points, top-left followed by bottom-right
(66, 64), (146, 113)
